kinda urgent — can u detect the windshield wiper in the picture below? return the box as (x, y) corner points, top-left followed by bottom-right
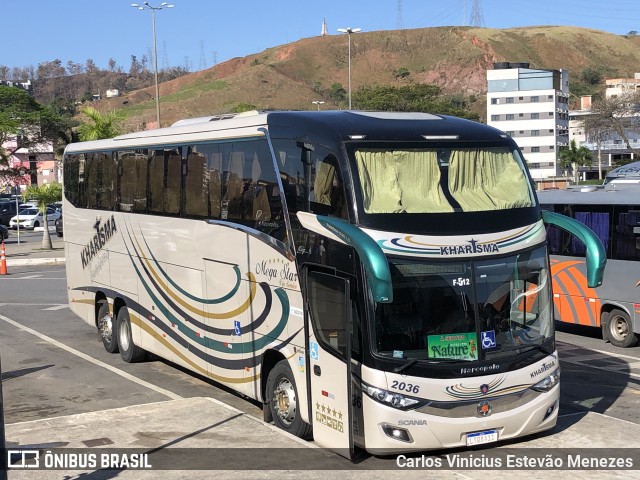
(393, 359), (417, 374)
(520, 343), (553, 356)
(393, 357), (467, 373)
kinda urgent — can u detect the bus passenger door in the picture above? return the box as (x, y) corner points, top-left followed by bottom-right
(305, 270), (353, 459)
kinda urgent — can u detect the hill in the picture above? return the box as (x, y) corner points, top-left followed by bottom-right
(95, 25), (640, 130)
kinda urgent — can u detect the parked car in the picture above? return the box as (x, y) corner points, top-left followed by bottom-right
(0, 202), (20, 226)
(0, 224), (8, 241)
(55, 213), (63, 237)
(9, 207), (61, 230)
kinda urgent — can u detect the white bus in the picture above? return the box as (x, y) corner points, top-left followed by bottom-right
(604, 161), (640, 186)
(538, 184), (640, 348)
(62, 110), (605, 457)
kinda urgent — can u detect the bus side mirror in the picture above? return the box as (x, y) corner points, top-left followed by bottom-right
(542, 210), (606, 288)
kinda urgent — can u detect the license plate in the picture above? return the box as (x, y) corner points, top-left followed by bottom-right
(466, 429), (498, 446)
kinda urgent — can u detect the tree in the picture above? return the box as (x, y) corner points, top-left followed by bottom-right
(329, 83), (347, 103)
(393, 67), (410, 82)
(231, 103), (257, 113)
(580, 67), (603, 86)
(583, 92), (640, 162)
(581, 112), (611, 180)
(22, 182), (62, 250)
(76, 106), (124, 141)
(0, 85), (66, 185)
(351, 83), (479, 120)
(559, 139), (593, 183)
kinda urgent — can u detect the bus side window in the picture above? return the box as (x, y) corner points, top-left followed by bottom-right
(118, 149), (148, 213)
(164, 149), (181, 214)
(209, 150), (222, 219)
(148, 148), (181, 215)
(184, 148), (209, 218)
(222, 150), (244, 221)
(310, 154), (347, 220)
(64, 154), (81, 206)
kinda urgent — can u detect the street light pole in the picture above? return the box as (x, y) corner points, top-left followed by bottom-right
(312, 100), (325, 110)
(337, 27), (361, 110)
(15, 168), (25, 246)
(131, 2), (175, 128)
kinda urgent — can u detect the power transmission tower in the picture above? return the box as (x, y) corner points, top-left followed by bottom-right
(212, 51), (218, 67)
(470, 0), (484, 27)
(199, 40), (206, 70)
(162, 41), (169, 71)
(146, 47), (154, 71)
(396, 0), (404, 30)
(462, 0), (467, 26)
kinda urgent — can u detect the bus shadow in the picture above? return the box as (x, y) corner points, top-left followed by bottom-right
(148, 354), (263, 410)
(554, 321), (604, 341)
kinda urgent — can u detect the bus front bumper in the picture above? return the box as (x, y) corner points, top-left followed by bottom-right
(361, 384), (559, 454)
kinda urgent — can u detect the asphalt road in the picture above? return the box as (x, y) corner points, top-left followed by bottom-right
(0, 264), (639, 471)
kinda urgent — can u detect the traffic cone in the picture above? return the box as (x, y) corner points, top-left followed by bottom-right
(0, 241), (6, 275)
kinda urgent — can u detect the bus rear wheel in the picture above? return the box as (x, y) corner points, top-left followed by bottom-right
(117, 307), (147, 363)
(266, 360), (312, 439)
(605, 309), (639, 348)
(98, 301), (118, 353)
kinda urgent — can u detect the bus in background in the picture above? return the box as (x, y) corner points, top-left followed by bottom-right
(604, 161), (640, 186)
(62, 111), (605, 457)
(538, 185), (639, 348)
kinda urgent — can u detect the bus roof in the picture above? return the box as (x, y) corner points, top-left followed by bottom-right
(64, 110), (511, 154)
(604, 160), (640, 185)
(537, 184), (640, 205)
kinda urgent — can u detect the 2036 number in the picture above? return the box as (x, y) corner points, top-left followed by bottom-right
(391, 380), (420, 394)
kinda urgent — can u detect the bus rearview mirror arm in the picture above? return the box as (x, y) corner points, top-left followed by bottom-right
(542, 211), (607, 288)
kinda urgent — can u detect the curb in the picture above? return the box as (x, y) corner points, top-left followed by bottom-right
(5, 257), (65, 267)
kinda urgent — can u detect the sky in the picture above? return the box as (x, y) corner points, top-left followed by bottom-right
(3, 0), (640, 74)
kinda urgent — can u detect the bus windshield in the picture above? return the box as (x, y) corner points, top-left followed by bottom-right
(373, 245), (553, 363)
(352, 146), (535, 213)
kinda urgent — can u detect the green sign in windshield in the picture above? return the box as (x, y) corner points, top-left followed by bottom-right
(428, 332), (478, 361)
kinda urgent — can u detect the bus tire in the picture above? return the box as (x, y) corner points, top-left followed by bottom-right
(606, 308), (639, 348)
(97, 301), (118, 353)
(266, 360), (312, 440)
(117, 307), (147, 363)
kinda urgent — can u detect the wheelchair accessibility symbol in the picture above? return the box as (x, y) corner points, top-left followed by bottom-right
(481, 330), (496, 349)
(234, 320), (241, 336)
(310, 341), (319, 361)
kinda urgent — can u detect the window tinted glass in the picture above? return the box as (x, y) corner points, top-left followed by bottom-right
(118, 149), (148, 213)
(307, 271), (349, 358)
(271, 139), (347, 220)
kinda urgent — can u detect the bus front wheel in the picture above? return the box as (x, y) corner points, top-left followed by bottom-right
(98, 301), (118, 353)
(605, 309), (639, 348)
(266, 360), (312, 439)
(117, 307), (147, 363)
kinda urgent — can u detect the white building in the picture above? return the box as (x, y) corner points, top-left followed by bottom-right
(569, 92), (639, 180)
(486, 63), (570, 180)
(605, 73), (640, 99)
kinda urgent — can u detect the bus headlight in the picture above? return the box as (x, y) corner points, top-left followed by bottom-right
(531, 368), (560, 392)
(361, 382), (425, 410)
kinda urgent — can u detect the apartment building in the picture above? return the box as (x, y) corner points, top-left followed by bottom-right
(605, 73), (640, 99)
(486, 63), (570, 180)
(568, 80), (640, 180)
